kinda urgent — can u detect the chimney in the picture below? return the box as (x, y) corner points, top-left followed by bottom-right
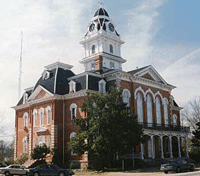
(94, 55), (103, 73)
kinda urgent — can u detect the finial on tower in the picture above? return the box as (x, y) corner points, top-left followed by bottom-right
(98, 0), (104, 7)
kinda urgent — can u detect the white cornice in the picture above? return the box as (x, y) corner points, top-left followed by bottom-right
(67, 72), (103, 81)
(45, 62), (73, 71)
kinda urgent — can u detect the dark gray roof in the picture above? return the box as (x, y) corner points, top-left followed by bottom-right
(17, 68), (75, 106)
(17, 90), (33, 106)
(71, 75), (87, 91)
(173, 100), (179, 107)
(128, 65), (150, 75)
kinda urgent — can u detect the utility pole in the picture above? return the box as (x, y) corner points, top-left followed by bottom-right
(18, 31), (23, 100)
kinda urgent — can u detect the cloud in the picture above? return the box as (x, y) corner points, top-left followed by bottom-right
(122, 0), (164, 70)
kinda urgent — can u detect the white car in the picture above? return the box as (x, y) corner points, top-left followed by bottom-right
(0, 164), (29, 176)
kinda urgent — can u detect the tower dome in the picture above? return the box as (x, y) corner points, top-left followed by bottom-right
(86, 7), (120, 36)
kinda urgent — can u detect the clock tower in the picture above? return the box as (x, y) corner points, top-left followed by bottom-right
(79, 7), (126, 72)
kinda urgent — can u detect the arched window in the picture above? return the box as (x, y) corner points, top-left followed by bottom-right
(23, 137), (27, 153)
(23, 112), (29, 127)
(70, 132), (77, 155)
(39, 135), (45, 146)
(137, 92), (143, 123)
(39, 108), (44, 126)
(147, 94), (153, 126)
(122, 89), (131, 106)
(110, 44), (113, 53)
(173, 114), (177, 125)
(156, 96), (161, 125)
(92, 45), (95, 54)
(98, 79), (106, 93)
(70, 103), (77, 124)
(46, 106), (51, 125)
(163, 99), (168, 125)
(33, 109), (37, 127)
(69, 80), (76, 93)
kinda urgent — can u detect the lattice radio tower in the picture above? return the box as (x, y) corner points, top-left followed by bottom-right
(18, 31), (23, 100)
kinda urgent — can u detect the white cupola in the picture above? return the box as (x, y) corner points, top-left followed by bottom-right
(79, 7), (126, 72)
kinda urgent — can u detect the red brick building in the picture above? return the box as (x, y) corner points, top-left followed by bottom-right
(13, 7), (189, 167)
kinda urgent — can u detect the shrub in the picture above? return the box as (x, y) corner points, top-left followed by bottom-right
(15, 153), (28, 165)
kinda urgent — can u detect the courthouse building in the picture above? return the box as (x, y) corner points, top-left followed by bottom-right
(13, 7), (190, 167)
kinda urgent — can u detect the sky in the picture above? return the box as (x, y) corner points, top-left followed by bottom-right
(0, 0), (200, 141)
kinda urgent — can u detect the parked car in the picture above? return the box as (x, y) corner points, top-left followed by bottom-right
(0, 162), (7, 167)
(28, 164), (74, 176)
(160, 159), (195, 174)
(0, 164), (28, 176)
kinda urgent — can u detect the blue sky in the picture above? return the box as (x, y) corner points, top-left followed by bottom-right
(0, 0), (200, 141)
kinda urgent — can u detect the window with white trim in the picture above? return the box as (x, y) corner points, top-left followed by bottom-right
(137, 92), (143, 123)
(110, 44), (113, 53)
(147, 94), (153, 126)
(163, 99), (168, 125)
(92, 45), (95, 54)
(47, 136), (50, 149)
(156, 96), (161, 125)
(23, 93), (28, 104)
(70, 103), (77, 124)
(98, 79), (106, 93)
(173, 114), (177, 125)
(122, 89), (130, 106)
(34, 138), (37, 148)
(110, 62), (115, 69)
(69, 80), (76, 93)
(23, 137), (28, 153)
(39, 135), (45, 146)
(39, 108), (44, 126)
(91, 63), (95, 70)
(70, 132), (77, 155)
(46, 106), (51, 125)
(23, 112), (29, 128)
(33, 109), (37, 127)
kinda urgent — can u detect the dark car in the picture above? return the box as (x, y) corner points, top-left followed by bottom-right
(160, 159), (195, 174)
(0, 162), (6, 167)
(27, 164), (74, 176)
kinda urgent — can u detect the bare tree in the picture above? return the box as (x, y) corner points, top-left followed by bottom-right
(181, 96), (200, 131)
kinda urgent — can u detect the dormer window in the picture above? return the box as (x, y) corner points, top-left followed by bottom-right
(69, 80), (76, 93)
(92, 45), (95, 54)
(23, 93), (28, 104)
(42, 70), (50, 80)
(110, 62), (115, 69)
(91, 63), (95, 70)
(110, 44), (113, 53)
(99, 79), (106, 93)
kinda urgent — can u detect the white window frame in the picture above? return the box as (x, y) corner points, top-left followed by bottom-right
(46, 106), (51, 125)
(33, 109), (37, 127)
(173, 114), (177, 125)
(39, 108), (44, 126)
(39, 135), (45, 146)
(91, 63), (95, 70)
(23, 93), (28, 104)
(110, 62), (115, 69)
(122, 89), (131, 107)
(23, 137), (28, 153)
(47, 136), (50, 149)
(69, 80), (76, 93)
(137, 92), (143, 123)
(70, 132), (77, 155)
(23, 112), (29, 127)
(70, 103), (77, 124)
(92, 45), (95, 54)
(163, 98), (169, 126)
(147, 94), (153, 126)
(98, 79), (106, 94)
(156, 96), (162, 125)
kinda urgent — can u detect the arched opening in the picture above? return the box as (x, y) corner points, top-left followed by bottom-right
(110, 44), (113, 53)
(137, 92), (144, 124)
(92, 45), (95, 54)
(172, 136), (178, 158)
(146, 94), (153, 126)
(155, 96), (162, 125)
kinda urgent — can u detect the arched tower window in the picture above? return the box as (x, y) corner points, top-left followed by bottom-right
(92, 45), (95, 54)
(147, 94), (153, 126)
(122, 89), (131, 107)
(163, 99), (168, 125)
(98, 79), (106, 93)
(137, 92), (143, 123)
(173, 114), (177, 125)
(110, 44), (113, 53)
(156, 96), (161, 125)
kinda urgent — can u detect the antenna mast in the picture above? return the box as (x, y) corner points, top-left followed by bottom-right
(18, 31), (23, 100)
